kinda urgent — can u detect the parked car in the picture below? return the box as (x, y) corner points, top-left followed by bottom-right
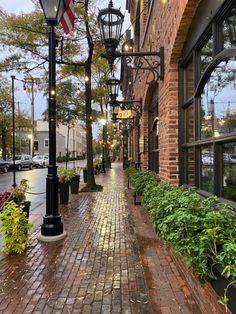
(33, 155), (49, 168)
(0, 160), (9, 173)
(229, 154), (236, 164)
(8, 155), (34, 171)
(202, 154), (214, 165)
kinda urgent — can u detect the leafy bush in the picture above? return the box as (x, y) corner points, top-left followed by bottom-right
(0, 201), (33, 254)
(125, 166), (160, 196)
(9, 179), (29, 205)
(124, 166), (138, 179)
(0, 192), (11, 209)
(58, 167), (77, 183)
(125, 167), (236, 309)
(93, 159), (102, 175)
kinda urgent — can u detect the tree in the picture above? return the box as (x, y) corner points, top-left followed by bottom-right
(0, 0), (111, 190)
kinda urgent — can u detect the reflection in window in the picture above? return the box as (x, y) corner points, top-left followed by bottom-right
(184, 61), (194, 101)
(200, 36), (213, 74)
(223, 142), (236, 201)
(223, 5), (236, 49)
(201, 146), (214, 193)
(186, 104), (194, 143)
(186, 148), (195, 186)
(201, 59), (236, 139)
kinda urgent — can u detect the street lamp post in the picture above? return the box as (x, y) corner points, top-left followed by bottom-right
(27, 134), (32, 155)
(100, 118), (106, 173)
(11, 76), (16, 188)
(38, 0), (66, 240)
(73, 126), (76, 169)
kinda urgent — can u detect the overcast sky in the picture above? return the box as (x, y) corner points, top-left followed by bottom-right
(0, 0), (34, 13)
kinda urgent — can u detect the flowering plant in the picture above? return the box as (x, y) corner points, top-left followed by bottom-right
(9, 179), (29, 204)
(0, 192), (11, 209)
(58, 167), (76, 183)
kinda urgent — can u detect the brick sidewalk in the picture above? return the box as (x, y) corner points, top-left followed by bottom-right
(0, 163), (201, 313)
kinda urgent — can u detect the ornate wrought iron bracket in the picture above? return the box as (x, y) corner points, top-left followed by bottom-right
(101, 47), (164, 83)
(111, 98), (143, 116)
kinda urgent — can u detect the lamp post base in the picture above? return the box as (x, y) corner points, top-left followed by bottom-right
(37, 231), (67, 242)
(40, 215), (64, 237)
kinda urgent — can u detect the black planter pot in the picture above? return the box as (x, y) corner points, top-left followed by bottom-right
(22, 201), (31, 221)
(211, 264), (236, 313)
(83, 169), (87, 183)
(71, 175), (80, 194)
(59, 182), (70, 205)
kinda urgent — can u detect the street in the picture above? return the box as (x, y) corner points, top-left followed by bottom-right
(0, 159), (87, 213)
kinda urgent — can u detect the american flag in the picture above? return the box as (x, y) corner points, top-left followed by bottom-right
(60, 0), (75, 34)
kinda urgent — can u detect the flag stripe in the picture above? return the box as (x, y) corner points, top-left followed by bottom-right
(60, 0), (74, 34)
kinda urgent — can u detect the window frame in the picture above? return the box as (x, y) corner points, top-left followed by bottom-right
(180, 1), (236, 206)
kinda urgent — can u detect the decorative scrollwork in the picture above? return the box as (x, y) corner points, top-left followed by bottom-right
(122, 55), (160, 84)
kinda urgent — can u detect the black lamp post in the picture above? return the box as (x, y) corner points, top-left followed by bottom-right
(100, 118), (106, 173)
(38, 0), (66, 239)
(10, 75), (16, 188)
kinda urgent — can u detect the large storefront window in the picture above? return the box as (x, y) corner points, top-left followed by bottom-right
(223, 142), (236, 201)
(201, 146), (214, 193)
(180, 1), (236, 205)
(200, 36), (213, 74)
(148, 91), (159, 173)
(201, 59), (236, 139)
(223, 4), (236, 48)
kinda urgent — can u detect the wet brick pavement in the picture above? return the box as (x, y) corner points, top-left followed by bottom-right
(0, 162), (202, 313)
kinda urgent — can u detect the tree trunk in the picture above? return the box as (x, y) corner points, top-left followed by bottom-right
(104, 123), (110, 168)
(84, 64), (97, 189)
(65, 124), (70, 169)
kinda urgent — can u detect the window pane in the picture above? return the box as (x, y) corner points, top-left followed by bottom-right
(200, 59), (236, 139)
(201, 146), (214, 193)
(186, 104), (195, 143)
(223, 5), (236, 49)
(186, 148), (195, 186)
(200, 36), (213, 74)
(184, 61), (194, 101)
(223, 142), (236, 201)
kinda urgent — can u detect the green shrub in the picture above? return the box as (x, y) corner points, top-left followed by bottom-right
(58, 167), (77, 183)
(125, 167), (236, 309)
(124, 166), (138, 179)
(93, 159), (102, 174)
(0, 201), (33, 254)
(125, 167), (160, 196)
(9, 179), (29, 205)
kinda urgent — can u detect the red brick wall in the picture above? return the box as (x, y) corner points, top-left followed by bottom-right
(129, 0), (201, 184)
(173, 254), (228, 314)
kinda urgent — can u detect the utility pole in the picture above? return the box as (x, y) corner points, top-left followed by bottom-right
(24, 77), (36, 157)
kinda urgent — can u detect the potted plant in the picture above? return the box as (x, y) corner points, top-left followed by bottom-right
(70, 167), (81, 194)
(0, 191), (12, 210)
(9, 179), (31, 220)
(58, 166), (73, 205)
(0, 200), (33, 254)
(93, 159), (102, 174)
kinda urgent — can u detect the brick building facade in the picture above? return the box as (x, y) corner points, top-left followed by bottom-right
(123, 0), (236, 204)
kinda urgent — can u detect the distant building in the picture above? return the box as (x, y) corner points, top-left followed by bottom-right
(34, 120), (86, 157)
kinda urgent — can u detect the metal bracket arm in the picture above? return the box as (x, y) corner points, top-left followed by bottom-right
(102, 47), (164, 82)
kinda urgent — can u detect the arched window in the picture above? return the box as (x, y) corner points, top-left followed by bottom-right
(180, 1), (236, 204)
(148, 90), (159, 173)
